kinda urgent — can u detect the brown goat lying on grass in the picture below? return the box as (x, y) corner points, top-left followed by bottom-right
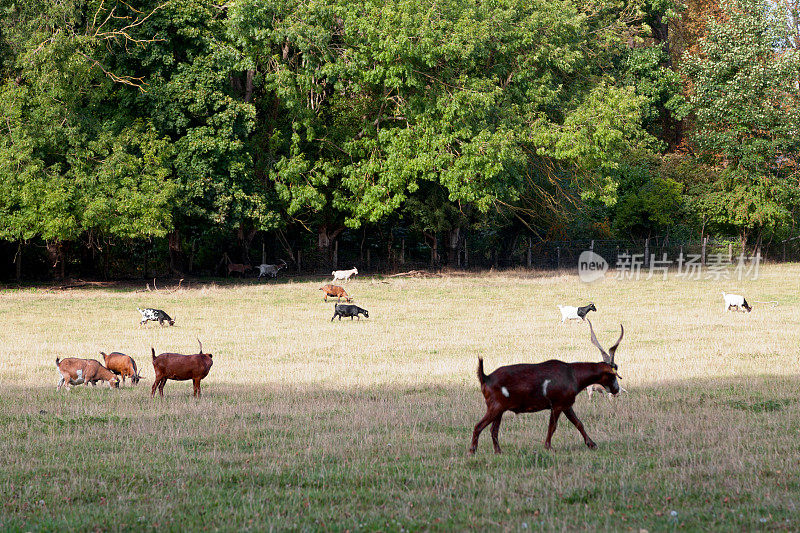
(56, 358), (120, 390)
(151, 340), (213, 398)
(470, 320), (623, 453)
(101, 352), (143, 386)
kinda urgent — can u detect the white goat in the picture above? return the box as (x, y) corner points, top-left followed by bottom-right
(557, 303), (596, 323)
(722, 291), (752, 313)
(332, 267), (358, 283)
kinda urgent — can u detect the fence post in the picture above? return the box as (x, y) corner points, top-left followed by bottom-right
(464, 239), (469, 268)
(557, 246), (561, 269)
(367, 248), (371, 271)
(728, 243), (733, 262)
(701, 236), (707, 265)
(590, 240), (594, 252)
(297, 250), (301, 273)
(333, 240), (338, 269)
(527, 237), (532, 268)
(400, 238), (405, 265)
(644, 238), (649, 268)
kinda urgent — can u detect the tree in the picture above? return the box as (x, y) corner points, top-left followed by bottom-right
(0, 0), (178, 277)
(681, 0), (800, 249)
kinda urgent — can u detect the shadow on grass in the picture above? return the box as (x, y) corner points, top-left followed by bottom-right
(1, 375), (799, 531)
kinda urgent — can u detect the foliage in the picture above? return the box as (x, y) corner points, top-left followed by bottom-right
(681, 0), (800, 243)
(1, 0), (799, 277)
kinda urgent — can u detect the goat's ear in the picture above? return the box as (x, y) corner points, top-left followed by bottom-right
(587, 320), (611, 363)
(608, 324), (624, 363)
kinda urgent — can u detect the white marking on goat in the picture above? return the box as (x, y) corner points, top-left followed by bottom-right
(501, 387), (510, 398)
(542, 379), (551, 396)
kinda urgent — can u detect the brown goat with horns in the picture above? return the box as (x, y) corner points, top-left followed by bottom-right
(151, 339), (213, 398)
(469, 320), (624, 453)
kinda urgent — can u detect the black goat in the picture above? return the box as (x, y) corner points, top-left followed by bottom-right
(331, 303), (369, 321)
(469, 320), (623, 453)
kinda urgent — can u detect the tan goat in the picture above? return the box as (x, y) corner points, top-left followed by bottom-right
(56, 358), (120, 390)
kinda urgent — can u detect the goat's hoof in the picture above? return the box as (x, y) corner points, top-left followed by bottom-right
(586, 440), (597, 450)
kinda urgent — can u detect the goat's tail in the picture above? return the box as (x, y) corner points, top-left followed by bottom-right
(151, 347), (156, 360)
(720, 290), (726, 297)
(55, 357), (60, 367)
(477, 358), (487, 385)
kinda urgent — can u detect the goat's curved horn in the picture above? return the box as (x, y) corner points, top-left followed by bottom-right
(608, 324), (624, 363)
(587, 320), (611, 363)
(197, 337), (203, 354)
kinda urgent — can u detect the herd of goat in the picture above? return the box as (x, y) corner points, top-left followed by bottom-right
(53, 267), (757, 452)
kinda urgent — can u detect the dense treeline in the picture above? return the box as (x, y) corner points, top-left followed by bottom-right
(0, 0), (798, 279)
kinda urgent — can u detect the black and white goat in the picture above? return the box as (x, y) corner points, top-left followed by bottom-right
(557, 303), (597, 323)
(469, 320), (623, 453)
(722, 291), (752, 313)
(137, 308), (175, 327)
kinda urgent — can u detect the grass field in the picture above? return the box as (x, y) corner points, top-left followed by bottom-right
(1, 265), (800, 531)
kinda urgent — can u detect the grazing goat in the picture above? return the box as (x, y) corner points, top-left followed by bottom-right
(56, 358), (120, 390)
(332, 267), (358, 283)
(227, 263), (252, 277)
(586, 383), (628, 399)
(101, 352), (143, 385)
(258, 260), (286, 279)
(557, 303), (597, 323)
(151, 340), (213, 398)
(319, 284), (353, 302)
(469, 320), (623, 453)
(331, 303), (368, 321)
(722, 291), (752, 313)
(138, 308), (175, 327)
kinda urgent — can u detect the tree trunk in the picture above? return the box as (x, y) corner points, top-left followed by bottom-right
(15, 240), (22, 282)
(47, 240), (65, 280)
(168, 230), (186, 277)
(318, 225), (344, 268)
(424, 231), (437, 267)
(446, 227), (460, 266)
(244, 69), (255, 103)
(237, 226), (258, 264)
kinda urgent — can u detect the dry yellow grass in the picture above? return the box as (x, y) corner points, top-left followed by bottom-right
(1, 265), (799, 530)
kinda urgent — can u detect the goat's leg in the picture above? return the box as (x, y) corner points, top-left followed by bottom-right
(544, 408), (563, 450)
(469, 409), (500, 454)
(564, 407), (596, 449)
(151, 379), (160, 397)
(193, 378), (201, 397)
(490, 414), (504, 454)
(158, 379), (166, 397)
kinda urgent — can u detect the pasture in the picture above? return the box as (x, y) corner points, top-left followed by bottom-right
(1, 265), (800, 531)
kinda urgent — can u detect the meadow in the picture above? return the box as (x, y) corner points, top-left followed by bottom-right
(1, 265), (799, 531)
